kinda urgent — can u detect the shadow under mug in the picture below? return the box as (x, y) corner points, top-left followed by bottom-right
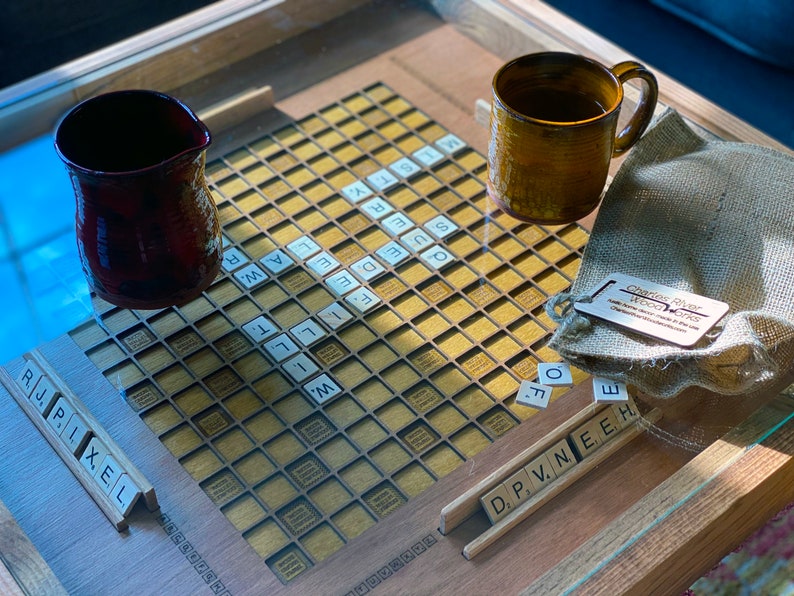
(55, 90), (222, 310)
(487, 52), (659, 225)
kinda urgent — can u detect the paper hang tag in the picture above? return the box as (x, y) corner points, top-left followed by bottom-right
(573, 273), (730, 347)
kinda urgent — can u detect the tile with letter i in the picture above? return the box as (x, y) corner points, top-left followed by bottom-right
(1, 351), (158, 531)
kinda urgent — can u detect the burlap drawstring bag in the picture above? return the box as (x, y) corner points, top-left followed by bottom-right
(547, 108), (794, 398)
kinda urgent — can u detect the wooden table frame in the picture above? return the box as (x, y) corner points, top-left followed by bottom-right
(2, 2), (793, 594)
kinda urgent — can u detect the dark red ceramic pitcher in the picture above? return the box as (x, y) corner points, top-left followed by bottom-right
(55, 90), (222, 310)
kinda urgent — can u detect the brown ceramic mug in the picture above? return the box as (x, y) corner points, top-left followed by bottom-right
(487, 52), (658, 224)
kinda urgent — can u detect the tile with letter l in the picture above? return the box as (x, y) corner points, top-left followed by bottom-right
(110, 473), (141, 516)
(290, 319), (327, 347)
(264, 333), (301, 362)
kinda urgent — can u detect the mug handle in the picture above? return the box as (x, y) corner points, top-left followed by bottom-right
(610, 61), (659, 155)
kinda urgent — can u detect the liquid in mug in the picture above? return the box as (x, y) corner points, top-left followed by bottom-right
(507, 86), (607, 122)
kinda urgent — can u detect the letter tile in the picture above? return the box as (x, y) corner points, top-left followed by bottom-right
(61, 413), (91, 455)
(260, 248), (294, 274)
(611, 401), (640, 429)
(544, 438), (578, 476)
(523, 452), (557, 492)
(97, 454), (123, 496)
(30, 376), (61, 417)
(480, 483), (515, 524)
(592, 377), (629, 403)
(110, 473), (141, 516)
(537, 362), (573, 387)
(317, 303), (353, 330)
(80, 436), (110, 476)
(593, 408), (622, 444)
(16, 360), (43, 397)
(504, 468), (533, 505)
(569, 419), (604, 459)
(515, 380), (553, 409)
(46, 397), (75, 435)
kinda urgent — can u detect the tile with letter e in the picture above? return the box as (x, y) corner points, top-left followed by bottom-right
(569, 418), (604, 460)
(503, 468), (533, 506)
(543, 438), (578, 477)
(593, 377), (629, 403)
(523, 452), (557, 492)
(375, 241), (410, 267)
(96, 453), (123, 495)
(326, 270), (361, 296)
(537, 362), (573, 386)
(306, 251), (340, 277)
(46, 397), (75, 435)
(110, 473), (141, 516)
(480, 482), (515, 524)
(515, 380), (553, 410)
(80, 436), (110, 476)
(30, 375), (60, 417)
(591, 407), (622, 444)
(382, 212), (416, 236)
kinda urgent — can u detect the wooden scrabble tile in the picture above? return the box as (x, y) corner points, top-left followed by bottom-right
(569, 418), (604, 459)
(480, 482), (515, 524)
(16, 360), (44, 396)
(523, 452), (557, 492)
(544, 438), (578, 476)
(96, 454), (123, 496)
(61, 413), (91, 456)
(46, 397), (75, 435)
(592, 377), (629, 403)
(591, 408), (622, 444)
(515, 380), (553, 409)
(29, 375), (61, 417)
(80, 436), (110, 477)
(612, 401), (641, 429)
(537, 362), (573, 386)
(110, 473), (141, 516)
(503, 468), (533, 506)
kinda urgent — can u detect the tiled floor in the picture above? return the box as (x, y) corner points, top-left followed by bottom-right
(0, 135), (93, 365)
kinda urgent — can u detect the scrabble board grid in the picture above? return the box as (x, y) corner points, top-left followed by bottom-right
(67, 82), (590, 583)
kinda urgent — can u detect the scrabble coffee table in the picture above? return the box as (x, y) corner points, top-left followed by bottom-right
(1, 2), (792, 594)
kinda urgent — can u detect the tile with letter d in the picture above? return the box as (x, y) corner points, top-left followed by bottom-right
(350, 255), (385, 281)
(480, 483), (514, 524)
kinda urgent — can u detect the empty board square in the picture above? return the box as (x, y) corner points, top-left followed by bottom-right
(424, 215), (458, 239)
(283, 353), (320, 382)
(537, 362), (574, 386)
(382, 212), (416, 236)
(388, 156), (421, 178)
(418, 246), (454, 270)
(286, 236), (322, 260)
(435, 133), (466, 154)
(376, 241), (411, 266)
(350, 256), (385, 281)
(306, 251), (341, 277)
(360, 197), (394, 220)
(344, 287), (382, 313)
(515, 380), (553, 409)
(412, 145), (444, 167)
(260, 249), (295, 274)
(290, 319), (327, 347)
(241, 313), (279, 342)
(304, 374), (343, 405)
(341, 180), (373, 204)
(233, 263), (269, 289)
(222, 247), (250, 272)
(317, 303), (354, 330)
(326, 270), (361, 296)
(264, 334), (301, 362)
(366, 168), (399, 191)
(592, 378), (629, 403)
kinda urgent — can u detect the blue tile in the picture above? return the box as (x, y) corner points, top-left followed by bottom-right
(0, 135), (75, 254)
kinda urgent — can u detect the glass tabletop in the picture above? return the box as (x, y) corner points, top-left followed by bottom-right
(1, 2), (792, 594)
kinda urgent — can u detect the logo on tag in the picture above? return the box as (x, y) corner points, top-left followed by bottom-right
(573, 273), (729, 347)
